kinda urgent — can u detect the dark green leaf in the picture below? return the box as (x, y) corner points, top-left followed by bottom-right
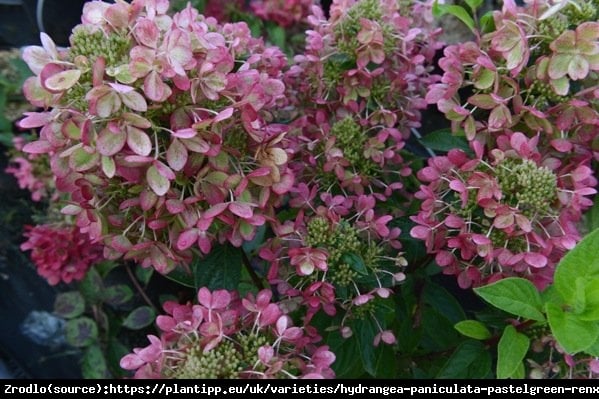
(106, 339), (130, 378)
(65, 317), (98, 347)
(454, 320), (492, 340)
(432, 1), (475, 32)
(135, 266), (154, 286)
(546, 303), (599, 354)
(421, 306), (461, 351)
(474, 277), (545, 321)
(326, 332), (365, 378)
(423, 282), (467, 324)
(242, 225), (266, 254)
(164, 266), (195, 288)
(103, 284), (134, 307)
(79, 267), (104, 303)
(342, 253), (368, 275)
(122, 306), (155, 330)
(554, 228), (599, 306)
(353, 318), (380, 377)
(82, 344), (109, 379)
(419, 129), (471, 153)
(436, 340), (491, 378)
(192, 243), (243, 291)
(95, 260), (119, 277)
(54, 292), (85, 319)
(497, 325), (530, 379)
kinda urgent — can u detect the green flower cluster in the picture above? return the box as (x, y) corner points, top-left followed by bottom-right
(497, 158), (557, 217)
(172, 339), (244, 379)
(70, 27), (130, 67)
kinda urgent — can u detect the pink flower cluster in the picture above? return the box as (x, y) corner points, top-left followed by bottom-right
(120, 287), (335, 379)
(411, 134), (596, 289)
(5, 136), (54, 202)
(412, 0), (598, 288)
(20, 223), (103, 285)
(250, 0), (315, 27)
(19, 0), (292, 274)
(253, 0), (440, 343)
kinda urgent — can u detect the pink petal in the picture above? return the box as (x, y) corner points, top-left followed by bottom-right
(410, 225), (430, 240)
(203, 203), (228, 219)
(211, 290), (231, 309)
(229, 202), (253, 219)
(120, 354), (145, 370)
(258, 345), (274, 364)
(524, 252), (547, 268)
(177, 229), (199, 251)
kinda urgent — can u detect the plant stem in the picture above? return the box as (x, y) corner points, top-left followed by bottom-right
(242, 250), (265, 290)
(125, 263), (157, 312)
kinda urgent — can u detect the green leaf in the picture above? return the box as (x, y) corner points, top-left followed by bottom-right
(354, 317), (379, 376)
(106, 339), (130, 378)
(163, 266), (195, 288)
(135, 267), (154, 286)
(326, 332), (365, 378)
(421, 306), (462, 351)
(95, 260), (119, 277)
(192, 243), (243, 291)
(554, 228), (599, 305)
(497, 325), (530, 379)
(585, 335), (599, 357)
(65, 317), (98, 347)
(82, 344), (109, 379)
(103, 284), (134, 306)
(579, 278), (599, 321)
(436, 340), (492, 379)
(480, 11), (496, 34)
(342, 253), (368, 275)
(79, 267), (104, 303)
(54, 292), (85, 319)
(266, 24), (286, 49)
(122, 306), (156, 330)
(423, 282), (467, 325)
(474, 277), (545, 321)
(432, 1), (475, 32)
(454, 320), (492, 340)
(546, 303), (599, 354)
(585, 195), (599, 232)
(419, 129), (471, 153)
(464, 0), (483, 13)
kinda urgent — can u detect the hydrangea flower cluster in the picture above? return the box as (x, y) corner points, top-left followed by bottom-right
(18, 0), (292, 274)
(249, 0), (441, 345)
(250, 0), (315, 28)
(120, 287), (335, 379)
(286, 0), (442, 203)
(5, 136), (55, 202)
(411, 133), (596, 289)
(426, 0), (599, 155)
(20, 223), (103, 285)
(412, 0), (598, 288)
